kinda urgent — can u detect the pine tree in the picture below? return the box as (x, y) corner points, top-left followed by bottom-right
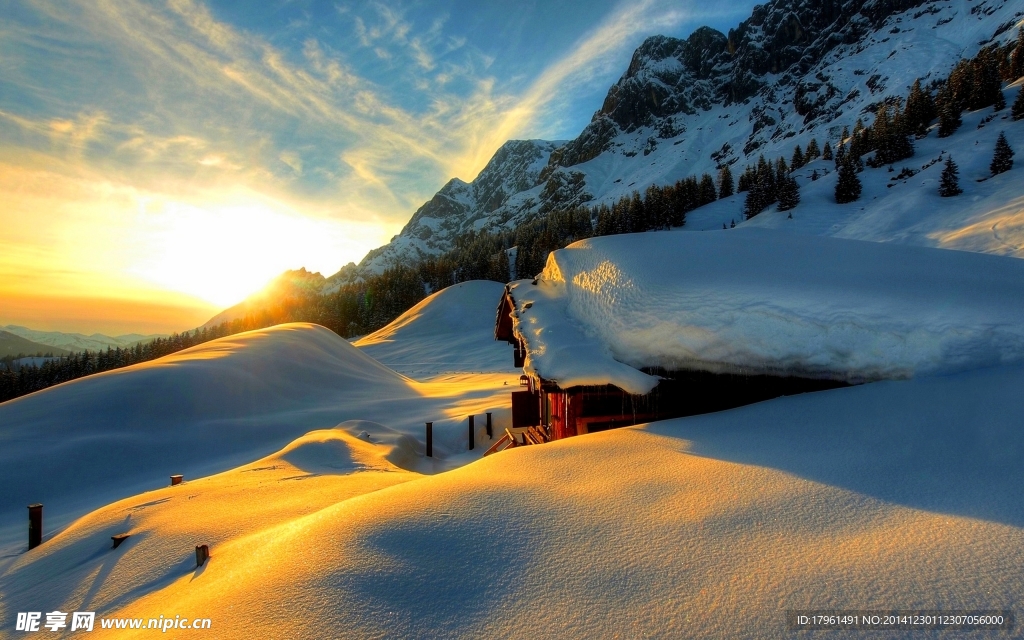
(850, 119), (868, 158)
(775, 156), (789, 184)
(970, 46), (1002, 110)
(806, 138), (820, 159)
(835, 156), (862, 204)
(946, 60), (973, 111)
(994, 88), (1006, 111)
(791, 145), (804, 169)
(939, 156), (963, 197)
(777, 175), (800, 211)
(743, 155), (777, 219)
(822, 140), (833, 161)
(872, 103), (914, 165)
(937, 85), (962, 138)
(904, 78), (936, 135)
(699, 173), (718, 206)
(1012, 27), (1024, 80)
(834, 140), (846, 170)
(990, 132), (1014, 175)
(718, 165), (734, 199)
(1013, 86), (1024, 121)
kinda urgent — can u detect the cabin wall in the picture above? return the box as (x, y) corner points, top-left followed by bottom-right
(538, 372), (850, 441)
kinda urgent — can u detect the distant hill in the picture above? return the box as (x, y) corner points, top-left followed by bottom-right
(0, 331), (71, 358)
(2, 325), (166, 353)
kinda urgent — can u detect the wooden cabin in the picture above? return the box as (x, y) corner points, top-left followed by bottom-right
(495, 284), (847, 441)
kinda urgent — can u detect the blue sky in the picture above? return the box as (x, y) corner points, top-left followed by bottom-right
(0, 0), (758, 333)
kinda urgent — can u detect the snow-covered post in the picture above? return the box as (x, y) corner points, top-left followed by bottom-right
(425, 422), (433, 457)
(486, 412), (493, 439)
(27, 503), (42, 550)
(468, 415), (475, 451)
(170, 474), (183, 486)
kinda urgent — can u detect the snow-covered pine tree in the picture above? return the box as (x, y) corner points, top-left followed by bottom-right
(835, 155), (861, 204)
(991, 132), (1014, 175)
(822, 140), (833, 161)
(939, 156), (963, 197)
(1013, 86), (1024, 121)
(994, 88), (1006, 111)
(718, 165), (734, 199)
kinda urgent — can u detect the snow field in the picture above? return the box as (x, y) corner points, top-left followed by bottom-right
(0, 322), (518, 552)
(4, 363), (1021, 639)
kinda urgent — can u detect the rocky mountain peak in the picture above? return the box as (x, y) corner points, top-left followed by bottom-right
(346, 0), (1020, 278)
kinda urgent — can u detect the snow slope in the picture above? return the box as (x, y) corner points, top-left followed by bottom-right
(0, 323), (517, 550)
(354, 280), (515, 377)
(508, 229), (1024, 394)
(3, 363), (1021, 638)
(690, 86), (1024, 259)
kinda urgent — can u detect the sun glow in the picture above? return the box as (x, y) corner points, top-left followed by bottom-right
(128, 197), (373, 308)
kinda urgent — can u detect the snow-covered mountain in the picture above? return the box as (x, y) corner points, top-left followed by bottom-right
(2, 325), (166, 353)
(359, 139), (564, 272)
(354, 0), (1024, 273)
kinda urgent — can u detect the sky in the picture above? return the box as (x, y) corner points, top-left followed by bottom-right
(0, 0), (758, 335)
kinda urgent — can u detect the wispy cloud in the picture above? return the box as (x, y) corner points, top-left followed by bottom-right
(0, 0), (718, 331)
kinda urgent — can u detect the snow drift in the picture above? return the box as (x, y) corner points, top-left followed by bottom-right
(510, 229), (1024, 394)
(0, 323), (514, 548)
(6, 363), (1021, 639)
(355, 280), (514, 376)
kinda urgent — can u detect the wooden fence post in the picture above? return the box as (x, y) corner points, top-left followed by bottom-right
(486, 412), (493, 439)
(468, 415), (475, 450)
(196, 544), (210, 567)
(425, 422), (433, 457)
(27, 504), (42, 550)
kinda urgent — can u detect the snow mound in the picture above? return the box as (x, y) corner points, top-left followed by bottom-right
(14, 363), (1019, 638)
(0, 324), (513, 547)
(510, 229), (1024, 393)
(355, 281), (515, 376)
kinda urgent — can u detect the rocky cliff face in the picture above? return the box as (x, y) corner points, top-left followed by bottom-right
(351, 0), (1021, 275)
(359, 139), (562, 272)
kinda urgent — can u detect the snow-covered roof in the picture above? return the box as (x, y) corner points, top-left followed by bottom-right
(506, 229), (1024, 394)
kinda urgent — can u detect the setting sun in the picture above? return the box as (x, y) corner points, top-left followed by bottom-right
(127, 198), (368, 308)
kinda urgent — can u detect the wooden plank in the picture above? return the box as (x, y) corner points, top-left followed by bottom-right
(483, 432), (512, 457)
(527, 426), (548, 444)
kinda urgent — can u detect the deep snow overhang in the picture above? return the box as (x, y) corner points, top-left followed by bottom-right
(495, 228), (1024, 395)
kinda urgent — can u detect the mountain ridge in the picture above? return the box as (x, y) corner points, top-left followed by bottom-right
(347, 0), (1022, 276)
